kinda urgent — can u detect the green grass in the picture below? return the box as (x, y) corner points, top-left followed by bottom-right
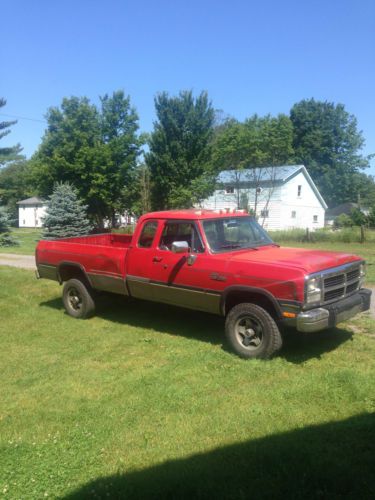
(0, 227), (41, 255)
(1, 267), (375, 498)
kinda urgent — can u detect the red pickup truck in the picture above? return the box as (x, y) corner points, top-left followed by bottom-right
(36, 209), (371, 359)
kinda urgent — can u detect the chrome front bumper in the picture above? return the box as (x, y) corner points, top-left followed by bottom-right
(296, 288), (372, 333)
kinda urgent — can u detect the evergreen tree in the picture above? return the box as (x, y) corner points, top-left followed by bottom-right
(0, 206), (18, 246)
(42, 182), (92, 239)
(0, 98), (23, 165)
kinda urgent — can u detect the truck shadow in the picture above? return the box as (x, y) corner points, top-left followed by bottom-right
(62, 412), (375, 499)
(40, 294), (353, 364)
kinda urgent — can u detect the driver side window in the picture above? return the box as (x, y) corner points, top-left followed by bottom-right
(159, 221), (204, 253)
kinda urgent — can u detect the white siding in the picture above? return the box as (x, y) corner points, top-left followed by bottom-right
(199, 170), (326, 230)
(18, 204), (47, 228)
(279, 171), (325, 229)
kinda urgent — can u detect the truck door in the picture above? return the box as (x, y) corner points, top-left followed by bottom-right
(126, 219), (161, 301)
(146, 220), (220, 313)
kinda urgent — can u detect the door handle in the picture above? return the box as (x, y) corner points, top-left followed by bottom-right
(152, 256), (163, 262)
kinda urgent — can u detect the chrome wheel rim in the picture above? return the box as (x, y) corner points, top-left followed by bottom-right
(234, 315), (263, 351)
(67, 287), (82, 311)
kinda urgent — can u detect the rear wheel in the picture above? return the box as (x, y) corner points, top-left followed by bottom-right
(225, 303), (282, 359)
(62, 278), (95, 319)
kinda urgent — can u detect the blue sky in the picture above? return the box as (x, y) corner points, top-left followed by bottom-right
(2, 0), (375, 171)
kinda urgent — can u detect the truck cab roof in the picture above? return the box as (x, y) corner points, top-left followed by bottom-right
(139, 209), (250, 222)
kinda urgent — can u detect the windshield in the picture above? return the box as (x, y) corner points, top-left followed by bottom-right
(202, 217), (274, 252)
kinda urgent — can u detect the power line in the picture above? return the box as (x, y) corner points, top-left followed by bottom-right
(0, 113), (46, 124)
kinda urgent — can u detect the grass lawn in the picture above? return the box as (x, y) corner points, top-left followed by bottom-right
(1, 267), (374, 498)
(0, 228), (41, 255)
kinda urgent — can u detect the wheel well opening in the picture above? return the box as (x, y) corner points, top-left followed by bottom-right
(58, 264), (91, 288)
(224, 291), (280, 321)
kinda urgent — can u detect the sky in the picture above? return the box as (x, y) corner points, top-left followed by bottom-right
(1, 0), (375, 170)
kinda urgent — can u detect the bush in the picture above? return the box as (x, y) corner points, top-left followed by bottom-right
(0, 233), (18, 246)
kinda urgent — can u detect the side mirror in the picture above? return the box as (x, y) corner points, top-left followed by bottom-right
(171, 241), (189, 254)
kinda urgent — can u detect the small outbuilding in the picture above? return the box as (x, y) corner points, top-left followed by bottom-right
(17, 197), (47, 228)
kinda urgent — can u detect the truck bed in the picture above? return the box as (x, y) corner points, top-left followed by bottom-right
(36, 233), (133, 290)
(55, 233), (133, 248)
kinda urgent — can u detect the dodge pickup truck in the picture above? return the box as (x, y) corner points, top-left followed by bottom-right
(36, 209), (371, 359)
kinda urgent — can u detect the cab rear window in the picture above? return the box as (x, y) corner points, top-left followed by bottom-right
(138, 221), (158, 248)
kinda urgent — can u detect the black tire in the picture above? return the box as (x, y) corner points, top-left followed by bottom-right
(225, 303), (282, 359)
(62, 278), (96, 319)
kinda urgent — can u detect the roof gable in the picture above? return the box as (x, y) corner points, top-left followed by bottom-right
(17, 196), (46, 205)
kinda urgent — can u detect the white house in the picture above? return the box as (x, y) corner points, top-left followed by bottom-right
(200, 165), (327, 231)
(17, 197), (47, 228)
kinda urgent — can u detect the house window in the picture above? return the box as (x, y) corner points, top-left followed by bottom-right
(313, 215), (318, 223)
(291, 211), (296, 218)
(225, 187), (234, 194)
(260, 209), (269, 218)
(297, 185), (302, 197)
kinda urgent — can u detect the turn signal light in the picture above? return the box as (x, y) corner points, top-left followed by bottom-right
(282, 311), (297, 318)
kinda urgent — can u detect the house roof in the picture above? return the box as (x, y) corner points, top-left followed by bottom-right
(16, 196), (46, 205)
(217, 165), (303, 184)
(216, 164), (328, 210)
(325, 202), (367, 217)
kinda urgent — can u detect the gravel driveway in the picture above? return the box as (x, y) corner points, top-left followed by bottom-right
(0, 253), (36, 270)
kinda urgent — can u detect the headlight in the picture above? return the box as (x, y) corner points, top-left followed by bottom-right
(306, 276), (322, 304)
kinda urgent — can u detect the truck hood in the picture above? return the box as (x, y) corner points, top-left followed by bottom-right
(228, 245), (361, 274)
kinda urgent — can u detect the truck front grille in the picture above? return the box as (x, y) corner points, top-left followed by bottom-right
(322, 263), (361, 303)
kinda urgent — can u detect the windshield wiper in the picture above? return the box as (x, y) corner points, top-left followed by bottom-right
(219, 243), (242, 249)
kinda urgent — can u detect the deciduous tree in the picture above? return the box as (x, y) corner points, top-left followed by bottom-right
(31, 92), (142, 227)
(146, 90), (215, 209)
(290, 98), (371, 206)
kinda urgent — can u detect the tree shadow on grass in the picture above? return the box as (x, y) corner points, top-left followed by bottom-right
(40, 294), (353, 364)
(63, 412), (375, 499)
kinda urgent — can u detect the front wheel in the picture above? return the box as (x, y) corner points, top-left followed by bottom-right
(225, 303), (282, 359)
(62, 278), (96, 319)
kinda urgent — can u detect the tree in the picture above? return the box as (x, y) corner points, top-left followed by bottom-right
(42, 182), (92, 239)
(146, 90), (215, 209)
(211, 114), (295, 213)
(0, 98), (23, 165)
(129, 164), (152, 216)
(290, 98), (371, 206)
(0, 160), (34, 220)
(212, 114), (294, 171)
(0, 206), (18, 246)
(98, 90), (142, 225)
(31, 92), (142, 227)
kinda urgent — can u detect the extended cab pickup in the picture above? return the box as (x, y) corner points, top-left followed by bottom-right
(36, 209), (372, 358)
